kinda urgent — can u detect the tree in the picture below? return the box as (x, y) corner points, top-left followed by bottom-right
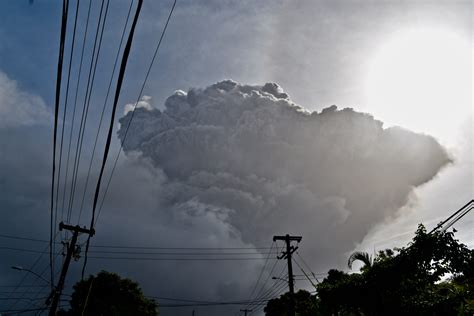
(316, 269), (365, 315)
(61, 271), (158, 316)
(264, 290), (321, 316)
(317, 225), (474, 315)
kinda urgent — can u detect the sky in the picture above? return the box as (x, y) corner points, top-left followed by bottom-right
(0, 0), (472, 315)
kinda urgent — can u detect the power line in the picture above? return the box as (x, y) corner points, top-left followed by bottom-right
(255, 265), (287, 295)
(0, 247), (62, 255)
(294, 273), (327, 277)
(61, 0), (92, 224)
(66, 0), (108, 224)
(242, 258), (287, 314)
(295, 252), (321, 284)
(87, 256), (278, 261)
(0, 292), (68, 296)
(0, 234), (49, 243)
(236, 242), (275, 316)
(0, 297), (49, 301)
(88, 244), (273, 250)
(249, 278), (289, 315)
(86, 250), (277, 255)
(53, 0), (81, 281)
(65, 0), (99, 223)
(246, 252), (282, 311)
(0, 245), (279, 256)
(292, 258), (317, 289)
(159, 302), (268, 308)
(76, 0), (112, 223)
(0, 306), (69, 315)
(147, 296), (251, 304)
(441, 205), (473, 232)
(7, 250), (62, 312)
(429, 199), (473, 234)
(248, 242), (275, 296)
(50, 0), (70, 292)
(0, 232), (272, 250)
(9, 238), (65, 314)
(81, 0), (143, 278)
(76, 0), (110, 221)
(76, 0), (134, 226)
(260, 280), (288, 299)
(5, 232), (60, 311)
(21, 266), (65, 315)
(86, 0), (143, 232)
(95, 0), (177, 226)
(0, 286), (50, 289)
(148, 296), (272, 306)
(262, 280), (289, 299)
(252, 278), (287, 304)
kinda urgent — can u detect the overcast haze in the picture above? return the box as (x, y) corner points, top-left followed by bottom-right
(0, 1), (472, 315)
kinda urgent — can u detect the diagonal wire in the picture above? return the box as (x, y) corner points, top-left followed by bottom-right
(295, 251), (320, 284)
(248, 253), (282, 310)
(77, 0), (133, 225)
(292, 257), (318, 289)
(248, 262), (287, 311)
(94, 0), (178, 226)
(246, 243), (275, 297)
(5, 251), (48, 311)
(61, 0), (92, 225)
(69, 0), (108, 223)
(11, 255), (63, 314)
(6, 232), (61, 311)
(233, 242), (275, 315)
(442, 206), (473, 232)
(50, 0), (69, 291)
(429, 199), (473, 234)
(81, 0), (144, 279)
(74, 0), (112, 223)
(66, 0), (107, 224)
(53, 0), (80, 285)
(249, 274), (288, 315)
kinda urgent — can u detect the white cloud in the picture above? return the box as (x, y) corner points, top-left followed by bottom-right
(0, 71), (50, 128)
(123, 95), (153, 114)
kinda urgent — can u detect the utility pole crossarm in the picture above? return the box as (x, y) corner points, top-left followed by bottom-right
(273, 235), (302, 242)
(59, 222), (95, 236)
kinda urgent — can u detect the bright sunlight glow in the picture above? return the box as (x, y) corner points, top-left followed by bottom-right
(365, 28), (472, 145)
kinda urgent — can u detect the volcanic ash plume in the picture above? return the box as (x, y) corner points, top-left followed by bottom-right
(118, 80), (450, 267)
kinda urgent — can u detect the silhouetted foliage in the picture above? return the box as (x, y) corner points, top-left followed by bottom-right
(317, 225), (474, 315)
(264, 224), (473, 315)
(61, 271), (158, 316)
(264, 290), (321, 316)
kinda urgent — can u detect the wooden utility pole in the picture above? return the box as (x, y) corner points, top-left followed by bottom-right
(273, 234), (302, 316)
(49, 222), (94, 316)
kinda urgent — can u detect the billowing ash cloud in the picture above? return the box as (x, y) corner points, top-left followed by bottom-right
(118, 80), (450, 269)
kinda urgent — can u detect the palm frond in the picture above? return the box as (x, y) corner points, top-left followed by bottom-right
(348, 251), (372, 269)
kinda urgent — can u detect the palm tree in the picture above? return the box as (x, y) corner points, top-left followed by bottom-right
(348, 251), (373, 270)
